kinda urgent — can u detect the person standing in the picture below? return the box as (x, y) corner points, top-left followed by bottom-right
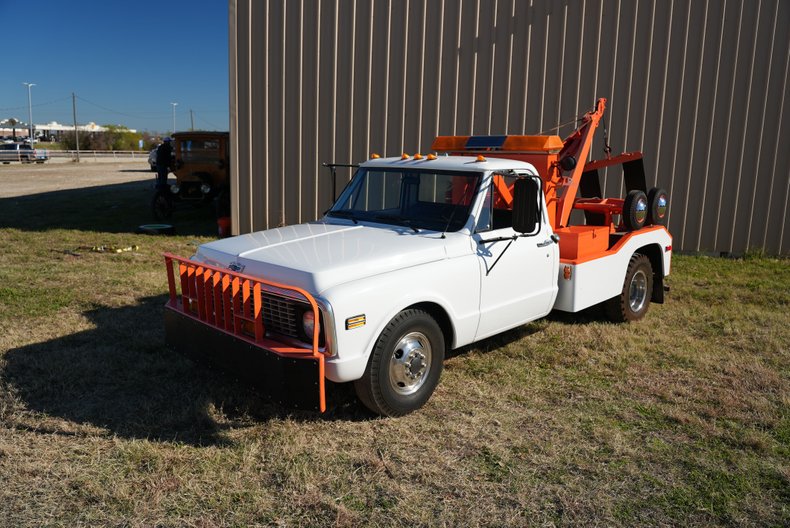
(155, 137), (173, 187)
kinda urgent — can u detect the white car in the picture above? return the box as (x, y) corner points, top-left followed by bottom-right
(148, 148), (157, 171)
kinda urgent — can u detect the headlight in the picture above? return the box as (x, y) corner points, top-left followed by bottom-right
(200, 183), (212, 194)
(302, 310), (318, 337)
(169, 184), (180, 194)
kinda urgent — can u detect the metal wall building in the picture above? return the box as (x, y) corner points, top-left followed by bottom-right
(229, 0), (789, 255)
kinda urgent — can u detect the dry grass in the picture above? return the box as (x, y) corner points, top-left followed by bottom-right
(0, 163), (788, 527)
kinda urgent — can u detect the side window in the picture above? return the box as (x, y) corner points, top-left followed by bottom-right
(476, 173), (518, 232)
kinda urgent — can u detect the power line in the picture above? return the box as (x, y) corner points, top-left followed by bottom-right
(0, 96), (71, 113)
(75, 95), (171, 119)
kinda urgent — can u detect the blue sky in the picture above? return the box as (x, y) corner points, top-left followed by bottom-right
(0, 0), (229, 134)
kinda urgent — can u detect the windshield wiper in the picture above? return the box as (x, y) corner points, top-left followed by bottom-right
(373, 214), (420, 233)
(326, 210), (359, 224)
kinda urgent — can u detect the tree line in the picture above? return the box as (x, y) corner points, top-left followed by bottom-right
(59, 126), (160, 151)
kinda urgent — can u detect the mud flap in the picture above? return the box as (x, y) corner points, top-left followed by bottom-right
(164, 308), (323, 411)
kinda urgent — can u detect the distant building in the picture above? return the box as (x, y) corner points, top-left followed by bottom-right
(0, 119), (136, 141)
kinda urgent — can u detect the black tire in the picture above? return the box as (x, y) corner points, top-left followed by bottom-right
(647, 187), (669, 226)
(354, 309), (445, 417)
(136, 223), (176, 235)
(151, 191), (173, 220)
(623, 189), (648, 231)
(605, 253), (653, 322)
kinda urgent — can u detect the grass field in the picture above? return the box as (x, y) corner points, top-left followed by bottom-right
(0, 164), (788, 527)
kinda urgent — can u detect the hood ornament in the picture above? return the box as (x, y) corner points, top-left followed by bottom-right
(228, 261), (245, 273)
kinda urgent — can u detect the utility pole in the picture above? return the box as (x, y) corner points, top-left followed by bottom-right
(23, 82), (35, 143)
(72, 93), (80, 162)
(170, 102), (178, 135)
(190, 109), (194, 131)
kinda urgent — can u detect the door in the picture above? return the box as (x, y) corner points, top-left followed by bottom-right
(473, 172), (558, 339)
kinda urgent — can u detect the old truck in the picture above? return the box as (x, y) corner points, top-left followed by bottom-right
(163, 98), (671, 416)
(152, 131), (231, 221)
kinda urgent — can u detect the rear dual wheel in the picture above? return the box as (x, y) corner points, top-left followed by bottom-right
(354, 309), (444, 417)
(605, 253), (653, 322)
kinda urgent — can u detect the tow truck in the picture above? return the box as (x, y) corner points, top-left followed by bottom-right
(163, 98), (671, 416)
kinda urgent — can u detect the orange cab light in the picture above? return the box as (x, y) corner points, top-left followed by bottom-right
(370, 153), (380, 159)
(476, 154), (487, 162)
(426, 153), (437, 160)
(431, 135), (469, 152)
(401, 153), (410, 160)
(414, 153), (423, 160)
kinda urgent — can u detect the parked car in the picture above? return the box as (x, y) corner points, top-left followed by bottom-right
(148, 148), (158, 171)
(0, 143), (48, 164)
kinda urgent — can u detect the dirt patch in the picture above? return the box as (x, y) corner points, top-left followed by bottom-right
(0, 161), (154, 198)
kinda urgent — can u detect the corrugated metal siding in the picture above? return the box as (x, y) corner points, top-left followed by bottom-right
(229, 0), (790, 255)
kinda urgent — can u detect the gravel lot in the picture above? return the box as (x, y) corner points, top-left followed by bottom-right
(0, 160), (155, 198)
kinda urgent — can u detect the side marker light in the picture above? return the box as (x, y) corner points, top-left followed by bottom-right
(665, 245), (672, 252)
(346, 314), (366, 330)
(563, 265), (572, 280)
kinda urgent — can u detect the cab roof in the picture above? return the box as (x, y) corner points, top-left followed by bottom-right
(360, 155), (538, 174)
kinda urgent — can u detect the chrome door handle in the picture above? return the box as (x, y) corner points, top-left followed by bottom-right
(537, 234), (560, 247)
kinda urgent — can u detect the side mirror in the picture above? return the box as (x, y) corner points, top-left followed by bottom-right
(512, 177), (541, 235)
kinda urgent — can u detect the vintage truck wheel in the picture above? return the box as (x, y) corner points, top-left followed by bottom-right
(151, 191), (173, 220)
(647, 187), (669, 226)
(623, 190), (648, 231)
(354, 309), (445, 417)
(605, 253), (653, 322)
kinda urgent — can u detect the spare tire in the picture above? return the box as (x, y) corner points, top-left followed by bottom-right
(623, 190), (648, 231)
(647, 187), (669, 226)
(136, 224), (176, 235)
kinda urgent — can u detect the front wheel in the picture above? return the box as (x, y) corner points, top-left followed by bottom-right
(354, 309), (445, 417)
(605, 253), (653, 322)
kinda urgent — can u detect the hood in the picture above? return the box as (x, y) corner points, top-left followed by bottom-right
(195, 222), (457, 294)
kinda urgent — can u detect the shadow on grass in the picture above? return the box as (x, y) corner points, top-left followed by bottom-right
(2, 295), (371, 446)
(446, 304), (610, 360)
(0, 179), (216, 237)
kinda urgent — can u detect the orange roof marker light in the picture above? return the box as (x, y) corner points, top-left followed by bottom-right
(370, 153), (380, 159)
(401, 153), (410, 160)
(414, 153), (423, 160)
(476, 154), (487, 162)
(426, 153), (437, 160)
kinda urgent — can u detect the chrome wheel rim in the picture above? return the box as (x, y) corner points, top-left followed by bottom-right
(657, 194), (668, 219)
(389, 331), (432, 396)
(635, 197), (648, 223)
(629, 270), (648, 313)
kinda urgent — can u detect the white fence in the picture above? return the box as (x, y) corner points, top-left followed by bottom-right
(47, 150), (150, 161)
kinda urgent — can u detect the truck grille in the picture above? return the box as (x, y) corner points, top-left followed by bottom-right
(261, 293), (300, 337)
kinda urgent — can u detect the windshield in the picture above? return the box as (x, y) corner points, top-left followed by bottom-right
(327, 168), (481, 232)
